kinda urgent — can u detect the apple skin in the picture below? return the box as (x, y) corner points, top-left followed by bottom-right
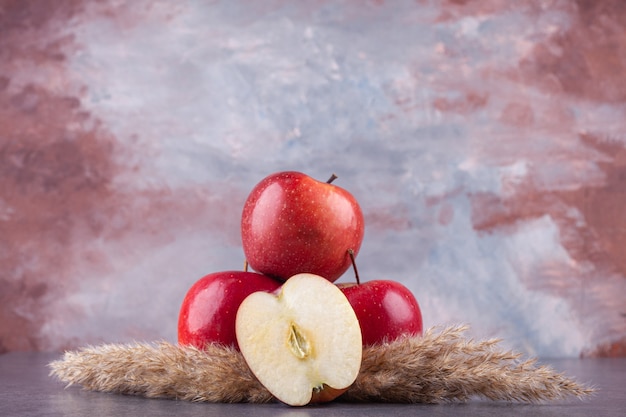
(177, 271), (281, 350)
(241, 171), (364, 283)
(310, 385), (348, 404)
(338, 280), (423, 346)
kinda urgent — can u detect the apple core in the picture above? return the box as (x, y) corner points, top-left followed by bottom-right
(288, 324), (311, 359)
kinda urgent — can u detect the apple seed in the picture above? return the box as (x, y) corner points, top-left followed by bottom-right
(288, 324), (311, 359)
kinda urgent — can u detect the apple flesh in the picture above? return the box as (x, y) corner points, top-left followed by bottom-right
(241, 171), (364, 283)
(339, 280), (423, 346)
(177, 271), (281, 350)
(235, 273), (362, 406)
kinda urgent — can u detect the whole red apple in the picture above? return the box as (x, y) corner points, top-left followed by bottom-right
(177, 271), (281, 350)
(338, 279), (423, 346)
(241, 171), (364, 283)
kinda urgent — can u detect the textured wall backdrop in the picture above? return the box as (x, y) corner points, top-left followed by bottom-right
(1, 0), (625, 357)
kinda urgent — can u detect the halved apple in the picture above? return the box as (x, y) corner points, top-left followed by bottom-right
(235, 273), (362, 406)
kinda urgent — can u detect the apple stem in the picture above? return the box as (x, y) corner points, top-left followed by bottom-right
(348, 249), (361, 285)
(326, 173), (338, 184)
(243, 259), (249, 272)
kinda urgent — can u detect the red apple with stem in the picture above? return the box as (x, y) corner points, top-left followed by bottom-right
(177, 270), (281, 350)
(338, 250), (423, 345)
(241, 171), (364, 283)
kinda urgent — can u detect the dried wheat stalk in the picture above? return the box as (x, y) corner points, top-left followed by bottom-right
(49, 325), (594, 404)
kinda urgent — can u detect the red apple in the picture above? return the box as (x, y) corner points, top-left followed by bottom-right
(339, 279), (423, 345)
(241, 171), (364, 283)
(338, 254), (423, 345)
(177, 271), (281, 350)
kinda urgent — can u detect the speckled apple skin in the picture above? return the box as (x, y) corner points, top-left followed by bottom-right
(339, 280), (423, 346)
(241, 171), (364, 282)
(177, 271), (281, 350)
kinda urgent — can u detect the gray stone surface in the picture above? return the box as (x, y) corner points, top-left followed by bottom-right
(1, 352), (624, 417)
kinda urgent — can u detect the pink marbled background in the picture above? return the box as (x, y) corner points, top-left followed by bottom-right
(1, 0), (625, 357)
